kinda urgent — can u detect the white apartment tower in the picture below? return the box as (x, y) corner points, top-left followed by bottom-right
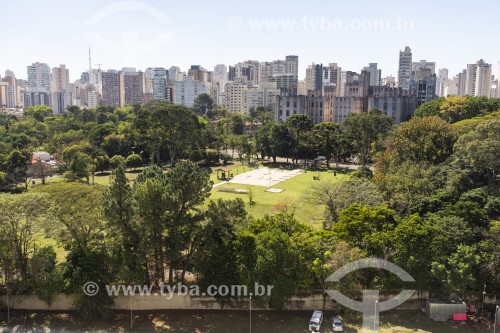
(213, 64), (228, 92)
(474, 59), (492, 97)
(173, 76), (207, 108)
(466, 59), (492, 97)
(27, 62), (51, 92)
(398, 46), (412, 89)
(51, 64), (70, 92)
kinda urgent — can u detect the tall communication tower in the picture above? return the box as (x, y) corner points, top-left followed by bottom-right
(88, 45), (92, 72)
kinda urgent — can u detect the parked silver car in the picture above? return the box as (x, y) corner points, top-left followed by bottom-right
(331, 316), (343, 331)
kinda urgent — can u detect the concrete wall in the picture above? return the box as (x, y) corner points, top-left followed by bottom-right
(0, 291), (427, 312)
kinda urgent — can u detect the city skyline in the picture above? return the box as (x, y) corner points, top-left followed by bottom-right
(1, 0), (500, 80)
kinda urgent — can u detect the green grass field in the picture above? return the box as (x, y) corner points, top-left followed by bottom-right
(209, 166), (349, 228)
(34, 162), (349, 229)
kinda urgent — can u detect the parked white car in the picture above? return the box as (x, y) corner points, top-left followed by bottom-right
(309, 310), (323, 332)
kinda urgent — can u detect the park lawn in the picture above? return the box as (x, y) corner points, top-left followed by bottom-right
(208, 167), (349, 228)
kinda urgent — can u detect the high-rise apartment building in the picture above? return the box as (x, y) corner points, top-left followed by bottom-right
(474, 59), (492, 97)
(243, 82), (279, 113)
(1, 71), (18, 108)
(323, 63), (341, 91)
(411, 60), (436, 75)
(173, 76), (207, 108)
(145, 67), (169, 100)
(465, 59), (492, 97)
(188, 65), (209, 83)
(410, 68), (437, 106)
(285, 55), (299, 78)
(436, 68), (448, 97)
(363, 63), (381, 86)
(398, 46), (412, 89)
(213, 64), (228, 92)
(27, 62), (51, 92)
(101, 70), (124, 107)
(305, 63), (323, 92)
(383, 76), (396, 87)
(123, 70), (145, 105)
(224, 79), (247, 113)
(51, 64), (70, 92)
(457, 70), (467, 96)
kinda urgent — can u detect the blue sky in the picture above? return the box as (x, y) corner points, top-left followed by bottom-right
(1, 0), (499, 81)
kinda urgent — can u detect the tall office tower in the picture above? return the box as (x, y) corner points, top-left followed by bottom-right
(213, 64), (228, 92)
(474, 59), (492, 97)
(305, 63), (323, 92)
(411, 60), (436, 75)
(362, 63), (382, 86)
(458, 70), (467, 96)
(51, 64), (70, 92)
(101, 70), (124, 107)
(398, 46), (412, 89)
(445, 75), (459, 96)
(323, 63), (342, 89)
(173, 76), (207, 108)
(123, 70), (145, 105)
(145, 68), (168, 100)
(285, 55), (299, 78)
(27, 62), (51, 92)
(436, 68), (449, 97)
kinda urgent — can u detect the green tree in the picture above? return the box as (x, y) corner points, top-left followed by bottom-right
(344, 109), (393, 168)
(286, 115), (313, 163)
(333, 204), (397, 254)
(195, 199), (248, 294)
(0, 193), (50, 290)
(23, 105), (53, 121)
(308, 178), (385, 229)
(125, 154), (143, 170)
(66, 152), (94, 183)
(109, 155), (126, 168)
(453, 118), (500, 185)
(6, 149), (28, 186)
(193, 93), (215, 117)
(243, 214), (316, 309)
(431, 245), (482, 298)
(388, 116), (457, 165)
(147, 101), (200, 165)
(103, 165), (144, 283)
(313, 122), (342, 168)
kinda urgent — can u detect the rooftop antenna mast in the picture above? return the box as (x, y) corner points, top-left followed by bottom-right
(95, 64), (102, 71)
